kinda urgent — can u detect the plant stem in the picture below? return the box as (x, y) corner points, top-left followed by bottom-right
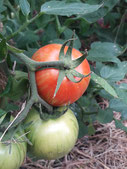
(9, 71), (53, 129)
(11, 52), (68, 71)
(6, 12), (44, 41)
(55, 15), (66, 35)
(29, 71), (53, 113)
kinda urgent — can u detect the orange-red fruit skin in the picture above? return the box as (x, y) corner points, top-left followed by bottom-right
(32, 44), (91, 106)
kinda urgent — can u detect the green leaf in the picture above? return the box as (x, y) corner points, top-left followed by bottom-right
(16, 30), (39, 48)
(87, 42), (123, 63)
(54, 70), (65, 97)
(0, 109), (7, 118)
(19, 0), (30, 16)
(82, 0), (119, 23)
(110, 98), (127, 112)
(88, 123), (95, 135)
(100, 64), (126, 82)
(0, 38), (7, 61)
(121, 110), (127, 121)
(63, 28), (81, 49)
(78, 121), (88, 138)
(0, 33), (4, 39)
(91, 72), (118, 98)
(5, 103), (19, 113)
(6, 74), (28, 101)
(41, 1), (102, 16)
(97, 109), (113, 124)
(115, 119), (127, 132)
(0, 0), (6, 19)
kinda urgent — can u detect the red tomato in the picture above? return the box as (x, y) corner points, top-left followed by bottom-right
(32, 44), (91, 106)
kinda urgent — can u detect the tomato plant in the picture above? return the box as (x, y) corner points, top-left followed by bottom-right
(24, 107), (79, 160)
(32, 44), (91, 106)
(0, 133), (27, 169)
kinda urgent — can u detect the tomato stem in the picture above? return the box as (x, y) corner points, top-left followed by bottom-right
(10, 51), (67, 71)
(6, 12), (43, 41)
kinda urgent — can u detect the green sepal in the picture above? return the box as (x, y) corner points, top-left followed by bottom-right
(71, 53), (87, 69)
(66, 71), (83, 83)
(59, 39), (70, 60)
(71, 69), (91, 78)
(53, 70), (65, 97)
(40, 106), (68, 121)
(65, 31), (75, 60)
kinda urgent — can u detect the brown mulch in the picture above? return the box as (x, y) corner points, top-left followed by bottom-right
(21, 112), (127, 169)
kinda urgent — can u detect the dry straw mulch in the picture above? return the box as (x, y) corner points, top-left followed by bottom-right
(21, 112), (127, 169)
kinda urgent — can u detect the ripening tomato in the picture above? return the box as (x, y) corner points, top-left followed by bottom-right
(24, 107), (79, 160)
(32, 44), (91, 106)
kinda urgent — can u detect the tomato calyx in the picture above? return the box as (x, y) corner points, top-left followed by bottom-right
(54, 33), (91, 97)
(39, 106), (68, 121)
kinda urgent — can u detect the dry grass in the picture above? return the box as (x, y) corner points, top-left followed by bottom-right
(21, 112), (127, 169)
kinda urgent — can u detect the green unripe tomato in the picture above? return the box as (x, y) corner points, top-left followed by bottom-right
(24, 107), (79, 160)
(0, 115), (27, 169)
(0, 134), (27, 169)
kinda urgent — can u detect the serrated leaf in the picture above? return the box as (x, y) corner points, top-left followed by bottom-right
(82, 0), (119, 23)
(100, 62), (127, 82)
(41, 1), (102, 16)
(115, 119), (127, 132)
(97, 109), (113, 124)
(7, 76), (28, 101)
(91, 72), (118, 98)
(19, 0), (30, 16)
(109, 98), (127, 112)
(87, 42), (123, 63)
(54, 70), (65, 97)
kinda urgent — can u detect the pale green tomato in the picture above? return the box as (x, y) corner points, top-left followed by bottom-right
(0, 132), (27, 169)
(24, 107), (79, 160)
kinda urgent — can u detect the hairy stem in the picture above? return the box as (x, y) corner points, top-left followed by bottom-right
(11, 52), (67, 71)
